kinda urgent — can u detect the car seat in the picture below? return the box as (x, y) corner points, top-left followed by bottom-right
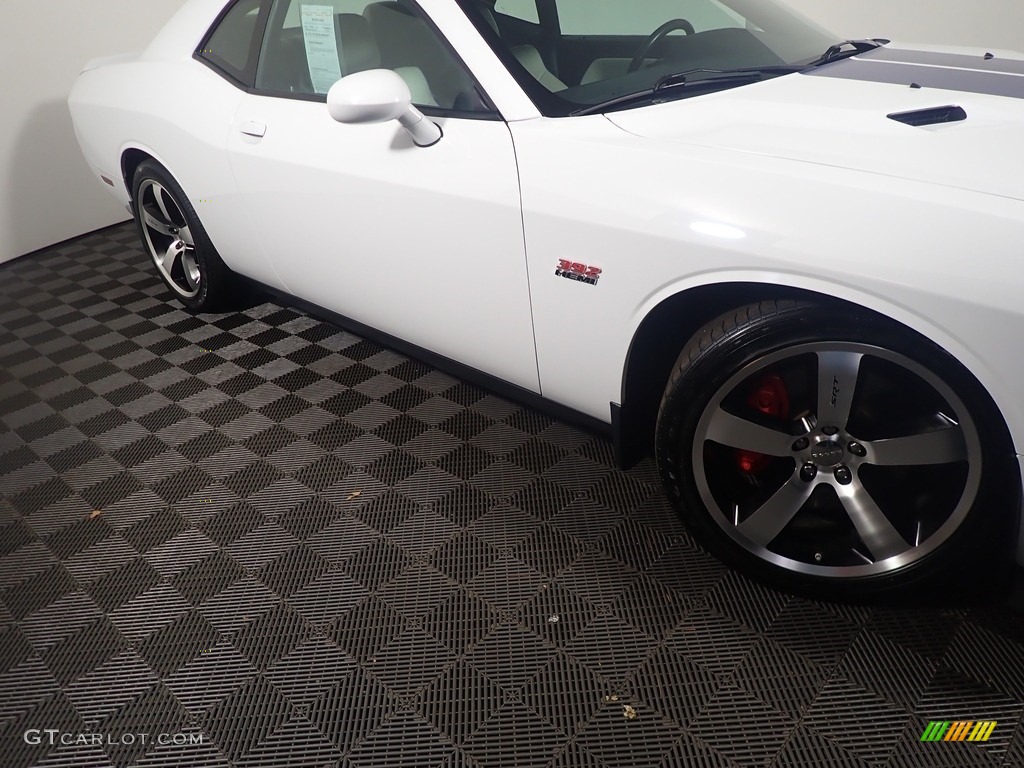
(476, 2), (567, 91)
(257, 13), (382, 94)
(363, 2), (468, 107)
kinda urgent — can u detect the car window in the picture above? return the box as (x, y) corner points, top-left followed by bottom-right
(493, 0), (539, 24)
(256, 0), (493, 113)
(553, 0), (743, 36)
(462, 0), (835, 117)
(198, 0), (267, 85)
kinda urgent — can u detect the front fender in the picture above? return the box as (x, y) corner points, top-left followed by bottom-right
(510, 116), (1024, 459)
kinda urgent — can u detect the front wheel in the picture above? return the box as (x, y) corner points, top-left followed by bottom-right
(656, 300), (1014, 598)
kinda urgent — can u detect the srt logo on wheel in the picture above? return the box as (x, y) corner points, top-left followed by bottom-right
(555, 259), (602, 286)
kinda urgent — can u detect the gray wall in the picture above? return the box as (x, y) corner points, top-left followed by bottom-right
(787, 0), (1024, 50)
(0, 0), (186, 265)
(1, 0), (1020, 265)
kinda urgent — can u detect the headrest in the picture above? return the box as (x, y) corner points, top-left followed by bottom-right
(335, 12), (381, 74)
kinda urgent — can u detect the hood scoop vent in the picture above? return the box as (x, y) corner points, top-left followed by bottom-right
(887, 105), (967, 127)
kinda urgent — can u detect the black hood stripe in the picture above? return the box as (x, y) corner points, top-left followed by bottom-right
(865, 47), (1024, 77)
(807, 49), (1024, 100)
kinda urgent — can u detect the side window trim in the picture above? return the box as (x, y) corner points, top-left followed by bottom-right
(195, 0), (273, 89)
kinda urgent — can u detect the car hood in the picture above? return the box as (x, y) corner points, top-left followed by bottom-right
(604, 44), (1024, 201)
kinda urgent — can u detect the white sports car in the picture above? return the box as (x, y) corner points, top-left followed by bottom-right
(69, 0), (1024, 597)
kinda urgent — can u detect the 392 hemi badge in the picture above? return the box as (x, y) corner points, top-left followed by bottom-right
(555, 259), (602, 286)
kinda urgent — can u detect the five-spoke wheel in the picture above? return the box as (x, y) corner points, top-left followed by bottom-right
(132, 160), (234, 312)
(137, 178), (201, 299)
(657, 300), (1012, 596)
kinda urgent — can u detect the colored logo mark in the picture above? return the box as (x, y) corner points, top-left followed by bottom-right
(920, 721), (997, 742)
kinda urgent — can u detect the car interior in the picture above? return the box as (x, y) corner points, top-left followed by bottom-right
(201, 0), (263, 79)
(466, 0), (789, 112)
(255, 0), (490, 111)
(206, 0), (805, 117)
(474, 3), (567, 90)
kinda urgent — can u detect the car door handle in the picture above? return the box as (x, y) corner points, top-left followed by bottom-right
(239, 120), (267, 138)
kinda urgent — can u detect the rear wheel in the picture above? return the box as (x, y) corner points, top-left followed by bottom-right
(132, 160), (234, 312)
(656, 300), (1014, 597)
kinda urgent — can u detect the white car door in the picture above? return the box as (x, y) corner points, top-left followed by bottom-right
(226, 0), (539, 391)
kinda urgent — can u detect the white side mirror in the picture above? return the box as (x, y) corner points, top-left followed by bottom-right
(327, 69), (442, 148)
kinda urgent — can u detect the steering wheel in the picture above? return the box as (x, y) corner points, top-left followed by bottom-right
(628, 18), (696, 72)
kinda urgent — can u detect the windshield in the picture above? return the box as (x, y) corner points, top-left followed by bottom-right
(457, 0), (838, 115)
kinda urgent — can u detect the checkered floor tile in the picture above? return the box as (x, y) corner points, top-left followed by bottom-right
(1, 223), (1022, 767)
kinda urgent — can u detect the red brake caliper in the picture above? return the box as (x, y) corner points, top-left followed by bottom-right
(735, 373), (790, 474)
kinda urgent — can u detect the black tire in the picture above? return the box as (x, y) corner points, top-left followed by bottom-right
(655, 299), (1016, 599)
(131, 160), (234, 312)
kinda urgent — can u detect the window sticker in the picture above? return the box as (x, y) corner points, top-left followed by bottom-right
(301, 4), (342, 94)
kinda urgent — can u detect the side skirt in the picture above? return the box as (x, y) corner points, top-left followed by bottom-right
(246, 278), (619, 453)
